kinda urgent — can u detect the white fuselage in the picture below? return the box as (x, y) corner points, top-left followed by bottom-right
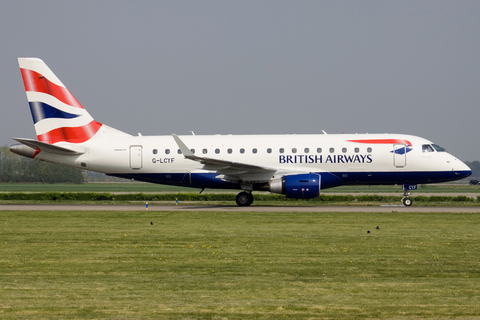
(33, 132), (471, 191)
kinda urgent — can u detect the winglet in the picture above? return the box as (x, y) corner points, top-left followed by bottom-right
(172, 134), (196, 159)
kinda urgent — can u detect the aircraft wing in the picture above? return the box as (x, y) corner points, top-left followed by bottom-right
(172, 134), (277, 182)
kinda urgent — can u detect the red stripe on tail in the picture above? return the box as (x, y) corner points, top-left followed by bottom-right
(37, 120), (102, 144)
(20, 68), (84, 109)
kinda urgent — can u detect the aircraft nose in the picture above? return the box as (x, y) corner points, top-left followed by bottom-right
(452, 159), (472, 178)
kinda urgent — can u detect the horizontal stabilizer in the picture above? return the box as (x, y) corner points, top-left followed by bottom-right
(13, 138), (85, 155)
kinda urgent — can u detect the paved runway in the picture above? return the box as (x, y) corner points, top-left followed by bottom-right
(2, 204), (480, 213)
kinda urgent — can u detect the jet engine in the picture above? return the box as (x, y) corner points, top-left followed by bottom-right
(269, 173), (321, 199)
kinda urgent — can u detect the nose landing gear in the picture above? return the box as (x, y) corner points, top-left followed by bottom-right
(402, 191), (413, 206)
(402, 184), (416, 206)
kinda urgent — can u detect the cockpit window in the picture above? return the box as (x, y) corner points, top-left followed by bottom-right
(431, 144), (446, 152)
(422, 144), (434, 153)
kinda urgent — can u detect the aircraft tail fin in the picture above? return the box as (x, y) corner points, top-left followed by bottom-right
(18, 58), (130, 144)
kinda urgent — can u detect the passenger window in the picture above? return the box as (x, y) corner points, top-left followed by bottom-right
(367, 147), (372, 153)
(317, 148), (322, 153)
(153, 149), (158, 155)
(177, 149), (182, 154)
(165, 149), (170, 154)
(252, 148), (257, 154)
(329, 148), (334, 153)
(215, 148), (220, 154)
(190, 149), (195, 154)
(342, 147), (347, 153)
(292, 148), (297, 154)
(354, 147), (359, 153)
(240, 148), (245, 154)
(279, 148), (285, 154)
(267, 148), (272, 154)
(202, 149), (208, 154)
(228, 148), (232, 154)
(304, 148), (309, 153)
(422, 144), (434, 153)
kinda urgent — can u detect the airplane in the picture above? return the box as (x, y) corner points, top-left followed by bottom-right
(10, 58), (472, 206)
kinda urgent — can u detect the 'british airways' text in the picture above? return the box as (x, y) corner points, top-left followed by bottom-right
(279, 154), (372, 164)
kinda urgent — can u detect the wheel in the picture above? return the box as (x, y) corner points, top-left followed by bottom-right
(236, 192), (253, 206)
(402, 197), (413, 206)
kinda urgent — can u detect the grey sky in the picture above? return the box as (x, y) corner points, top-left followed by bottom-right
(1, 1), (479, 160)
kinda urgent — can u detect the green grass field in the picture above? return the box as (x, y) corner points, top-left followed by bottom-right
(1, 210), (479, 319)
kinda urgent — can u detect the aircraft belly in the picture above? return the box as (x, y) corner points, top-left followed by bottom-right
(108, 172), (241, 189)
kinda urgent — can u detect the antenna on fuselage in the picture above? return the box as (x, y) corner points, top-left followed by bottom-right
(322, 130), (327, 134)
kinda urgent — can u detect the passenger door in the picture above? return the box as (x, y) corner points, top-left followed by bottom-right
(393, 144), (406, 167)
(129, 146), (143, 169)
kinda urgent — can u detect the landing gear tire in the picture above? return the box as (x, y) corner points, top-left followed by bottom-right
(402, 197), (413, 207)
(236, 192), (254, 206)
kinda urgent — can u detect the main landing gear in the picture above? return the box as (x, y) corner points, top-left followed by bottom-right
(236, 192), (254, 206)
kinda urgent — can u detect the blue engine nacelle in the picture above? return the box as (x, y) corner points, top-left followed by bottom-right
(269, 173), (321, 199)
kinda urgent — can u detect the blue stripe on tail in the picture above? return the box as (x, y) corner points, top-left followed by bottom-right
(29, 101), (80, 124)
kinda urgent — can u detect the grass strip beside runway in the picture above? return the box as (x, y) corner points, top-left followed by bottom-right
(0, 192), (478, 206)
(1, 210), (479, 319)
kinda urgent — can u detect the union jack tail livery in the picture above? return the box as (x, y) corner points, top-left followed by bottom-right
(18, 58), (103, 144)
(18, 58), (129, 145)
